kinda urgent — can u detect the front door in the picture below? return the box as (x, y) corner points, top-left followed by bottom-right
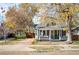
(51, 30), (59, 40)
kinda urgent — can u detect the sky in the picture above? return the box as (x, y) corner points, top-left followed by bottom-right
(0, 3), (20, 23)
(0, 3), (40, 24)
(33, 15), (41, 24)
(0, 3), (56, 24)
(0, 3), (64, 25)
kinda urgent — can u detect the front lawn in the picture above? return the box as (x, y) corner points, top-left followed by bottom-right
(73, 41), (79, 45)
(30, 46), (60, 52)
(33, 39), (79, 45)
(0, 38), (24, 45)
(32, 39), (65, 45)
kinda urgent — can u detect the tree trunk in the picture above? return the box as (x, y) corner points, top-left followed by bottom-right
(2, 23), (7, 43)
(66, 15), (73, 44)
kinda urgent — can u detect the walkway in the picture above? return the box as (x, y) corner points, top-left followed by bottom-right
(18, 38), (34, 45)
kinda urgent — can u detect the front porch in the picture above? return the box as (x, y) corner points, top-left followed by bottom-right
(36, 29), (67, 41)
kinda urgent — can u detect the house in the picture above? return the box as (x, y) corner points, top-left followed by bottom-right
(72, 26), (79, 40)
(35, 24), (68, 41)
(72, 26), (79, 35)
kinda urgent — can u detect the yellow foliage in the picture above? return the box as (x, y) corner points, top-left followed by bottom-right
(5, 21), (16, 29)
(40, 16), (56, 25)
(58, 4), (79, 25)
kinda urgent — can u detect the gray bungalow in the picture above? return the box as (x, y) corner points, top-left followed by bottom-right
(35, 24), (68, 41)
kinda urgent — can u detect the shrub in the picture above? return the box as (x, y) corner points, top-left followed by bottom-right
(15, 32), (26, 39)
(26, 32), (35, 38)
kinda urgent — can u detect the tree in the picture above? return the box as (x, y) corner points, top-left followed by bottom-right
(51, 3), (79, 43)
(20, 3), (38, 32)
(6, 7), (26, 33)
(5, 4), (37, 33)
(37, 3), (79, 43)
(5, 18), (16, 30)
(36, 4), (59, 25)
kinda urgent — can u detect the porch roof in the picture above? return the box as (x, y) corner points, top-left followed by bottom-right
(35, 24), (67, 30)
(38, 26), (64, 30)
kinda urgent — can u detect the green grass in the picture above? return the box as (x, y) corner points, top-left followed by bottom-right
(0, 38), (25, 45)
(0, 41), (19, 45)
(71, 46), (79, 48)
(73, 41), (79, 45)
(30, 46), (60, 52)
(32, 39), (65, 45)
(32, 40), (53, 45)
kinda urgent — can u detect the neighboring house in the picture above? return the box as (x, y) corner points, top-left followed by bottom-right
(72, 26), (79, 40)
(72, 26), (79, 35)
(35, 24), (68, 41)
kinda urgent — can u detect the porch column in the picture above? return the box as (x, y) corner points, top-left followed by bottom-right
(46, 30), (47, 36)
(49, 30), (51, 40)
(35, 30), (38, 39)
(59, 30), (62, 40)
(42, 30), (43, 35)
(53, 30), (55, 39)
(38, 30), (40, 40)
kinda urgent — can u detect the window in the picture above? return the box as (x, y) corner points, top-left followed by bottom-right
(62, 30), (66, 36)
(51, 22), (56, 26)
(55, 30), (59, 39)
(43, 30), (45, 36)
(47, 30), (49, 36)
(42, 30), (49, 36)
(40, 30), (42, 35)
(35, 30), (37, 35)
